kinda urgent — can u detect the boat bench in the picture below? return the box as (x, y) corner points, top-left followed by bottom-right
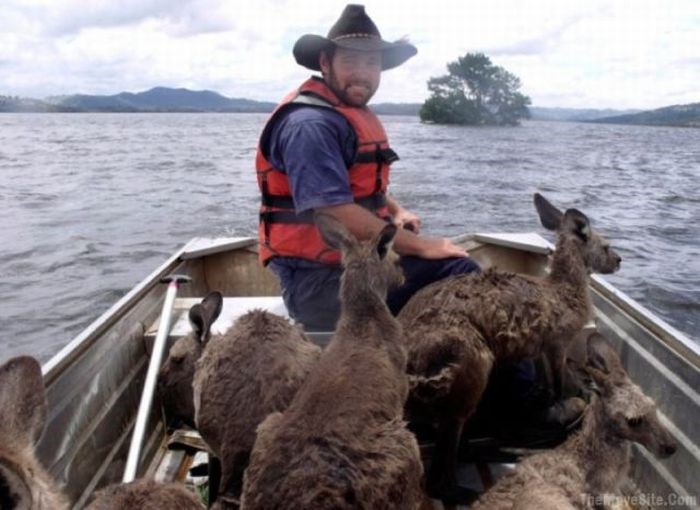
(145, 297), (290, 341)
(145, 297), (334, 347)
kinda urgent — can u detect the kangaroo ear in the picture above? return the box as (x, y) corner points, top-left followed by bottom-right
(374, 223), (398, 259)
(314, 213), (355, 253)
(0, 356), (48, 448)
(189, 291), (223, 345)
(201, 291), (222, 330)
(562, 209), (591, 242)
(586, 333), (623, 375)
(189, 304), (205, 342)
(0, 463), (32, 508)
(534, 193), (563, 231)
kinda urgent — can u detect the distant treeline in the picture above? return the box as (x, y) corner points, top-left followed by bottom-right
(0, 88), (276, 113)
(0, 95), (79, 113)
(2, 88), (698, 127)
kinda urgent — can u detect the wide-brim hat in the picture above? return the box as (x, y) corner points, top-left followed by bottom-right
(293, 4), (417, 71)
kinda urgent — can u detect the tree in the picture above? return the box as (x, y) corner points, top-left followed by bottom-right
(420, 53), (531, 126)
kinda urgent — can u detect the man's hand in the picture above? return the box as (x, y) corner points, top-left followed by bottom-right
(387, 196), (421, 233)
(392, 207), (421, 234)
(416, 236), (468, 259)
(316, 203), (468, 259)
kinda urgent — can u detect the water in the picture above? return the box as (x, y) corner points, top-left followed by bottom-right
(0, 113), (698, 364)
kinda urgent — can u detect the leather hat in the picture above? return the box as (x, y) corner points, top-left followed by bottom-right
(293, 4), (417, 71)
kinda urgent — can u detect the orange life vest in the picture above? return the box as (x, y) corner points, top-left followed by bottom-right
(256, 77), (397, 265)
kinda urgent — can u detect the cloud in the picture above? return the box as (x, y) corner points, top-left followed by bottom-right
(487, 39), (549, 57)
(0, 0), (699, 109)
(42, 0), (185, 36)
(485, 12), (590, 57)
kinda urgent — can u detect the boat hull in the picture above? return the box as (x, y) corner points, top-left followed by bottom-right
(37, 234), (698, 508)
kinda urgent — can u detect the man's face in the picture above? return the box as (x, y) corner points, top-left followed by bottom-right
(320, 47), (382, 107)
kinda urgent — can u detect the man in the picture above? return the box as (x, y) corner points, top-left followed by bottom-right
(256, 4), (479, 331)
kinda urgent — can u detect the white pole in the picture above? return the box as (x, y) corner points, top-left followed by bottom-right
(123, 275), (190, 483)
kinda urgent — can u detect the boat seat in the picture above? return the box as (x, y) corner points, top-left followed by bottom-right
(145, 296), (290, 340)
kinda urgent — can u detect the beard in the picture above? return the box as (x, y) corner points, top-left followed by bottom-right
(325, 67), (378, 107)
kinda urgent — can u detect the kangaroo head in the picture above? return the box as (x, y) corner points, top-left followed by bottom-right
(584, 334), (677, 459)
(315, 213), (404, 298)
(534, 193), (621, 274)
(157, 291), (223, 428)
(0, 356), (68, 509)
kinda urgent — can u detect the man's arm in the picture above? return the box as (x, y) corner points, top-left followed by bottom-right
(317, 203), (468, 259)
(270, 109), (465, 258)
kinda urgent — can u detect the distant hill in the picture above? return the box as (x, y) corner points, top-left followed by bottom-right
(591, 102), (700, 127)
(44, 87), (276, 113)
(4, 88), (422, 115)
(528, 107), (642, 122)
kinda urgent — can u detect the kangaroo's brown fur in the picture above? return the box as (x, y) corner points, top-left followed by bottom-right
(398, 194), (622, 501)
(472, 334), (677, 509)
(0, 356), (70, 510)
(193, 309), (321, 508)
(86, 479), (203, 509)
(158, 291), (223, 428)
(241, 216), (423, 510)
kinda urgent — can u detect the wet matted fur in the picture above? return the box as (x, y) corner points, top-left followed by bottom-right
(158, 291), (224, 428)
(241, 216), (423, 509)
(193, 309), (321, 506)
(0, 356), (69, 510)
(86, 479), (202, 509)
(398, 194), (622, 501)
(472, 334), (676, 509)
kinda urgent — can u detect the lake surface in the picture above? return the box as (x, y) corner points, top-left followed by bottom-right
(0, 113), (698, 364)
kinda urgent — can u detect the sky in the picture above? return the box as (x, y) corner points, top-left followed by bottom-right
(1, 0), (699, 109)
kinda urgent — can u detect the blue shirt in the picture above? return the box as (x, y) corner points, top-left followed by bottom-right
(265, 105), (358, 213)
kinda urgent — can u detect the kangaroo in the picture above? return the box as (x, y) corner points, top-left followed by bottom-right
(472, 333), (677, 509)
(157, 291), (223, 428)
(241, 216), (423, 509)
(0, 356), (69, 509)
(398, 193), (621, 503)
(193, 309), (321, 509)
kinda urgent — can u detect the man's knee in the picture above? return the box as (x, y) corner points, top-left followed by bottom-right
(387, 256), (480, 315)
(442, 256), (481, 278)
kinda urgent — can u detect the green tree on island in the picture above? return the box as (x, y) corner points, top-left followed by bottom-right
(420, 53), (531, 126)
